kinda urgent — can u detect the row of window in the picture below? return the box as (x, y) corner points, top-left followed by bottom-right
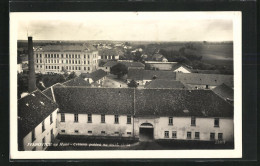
(60, 129), (132, 135)
(60, 114), (132, 124)
(164, 131), (223, 140)
(32, 114), (54, 142)
(100, 55), (116, 60)
(36, 53), (97, 59)
(168, 117), (220, 127)
(36, 59), (97, 65)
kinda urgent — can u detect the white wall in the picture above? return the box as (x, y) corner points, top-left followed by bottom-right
(58, 113), (134, 137)
(22, 108), (59, 151)
(186, 84), (216, 90)
(174, 66), (191, 73)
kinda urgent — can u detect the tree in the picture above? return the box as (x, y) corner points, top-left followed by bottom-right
(127, 80), (138, 88)
(133, 51), (143, 62)
(110, 63), (128, 78)
(68, 72), (76, 80)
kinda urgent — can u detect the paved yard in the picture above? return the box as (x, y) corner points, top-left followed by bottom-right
(103, 74), (128, 88)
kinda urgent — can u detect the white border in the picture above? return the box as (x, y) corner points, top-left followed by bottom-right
(10, 12), (242, 159)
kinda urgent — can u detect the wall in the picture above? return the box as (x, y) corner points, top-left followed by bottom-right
(22, 108), (59, 151)
(58, 113), (134, 138)
(156, 117), (233, 142)
(186, 84), (216, 90)
(174, 66), (191, 73)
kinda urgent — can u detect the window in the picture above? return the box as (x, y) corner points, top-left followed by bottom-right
(218, 133), (223, 140)
(74, 130), (79, 133)
(206, 85), (209, 89)
(88, 61), (90, 64)
(88, 67), (90, 71)
(191, 117), (196, 126)
(88, 131), (92, 134)
(79, 67), (81, 70)
(214, 118), (219, 127)
(50, 113), (53, 124)
(101, 131), (105, 134)
(61, 54), (63, 58)
(114, 115), (119, 124)
(127, 132), (132, 135)
(172, 131), (177, 138)
(88, 55), (90, 58)
(210, 133), (215, 140)
(78, 55), (80, 58)
(127, 115), (131, 124)
(101, 114), (105, 123)
(61, 130), (65, 133)
(84, 67), (86, 71)
(74, 114), (78, 122)
(164, 131), (169, 138)
(32, 129), (36, 142)
(61, 113), (65, 122)
(169, 117), (173, 125)
(42, 137), (45, 149)
(195, 132), (200, 139)
(187, 132), (191, 139)
(88, 114), (92, 123)
(42, 120), (45, 132)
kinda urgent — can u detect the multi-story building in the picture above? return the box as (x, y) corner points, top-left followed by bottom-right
(33, 45), (99, 75)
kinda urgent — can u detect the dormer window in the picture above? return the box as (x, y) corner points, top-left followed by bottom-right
(26, 103), (29, 107)
(40, 101), (45, 105)
(168, 117), (173, 125)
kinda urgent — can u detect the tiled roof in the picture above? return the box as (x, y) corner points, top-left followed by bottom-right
(135, 89), (233, 117)
(42, 83), (63, 101)
(127, 69), (176, 80)
(63, 77), (91, 87)
(176, 73), (233, 87)
(35, 44), (97, 52)
(53, 87), (233, 118)
(18, 90), (58, 141)
(53, 87), (134, 115)
(103, 61), (145, 68)
(80, 69), (107, 82)
(144, 80), (188, 89)
(212, 83), (234, 100)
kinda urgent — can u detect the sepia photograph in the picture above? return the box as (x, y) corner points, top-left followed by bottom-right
(10, 12), (242, 159)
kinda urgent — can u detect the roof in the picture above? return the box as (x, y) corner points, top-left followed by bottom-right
(18, 90), (58, 140)
(127, 69), (176, 80)
(52, 87), (233, 118)
(98, 49), (118, 56)
(212, 83), (234, 100)
(42, 83), (63, 101)
(135, 89), (233, 117)
(171, 63), (192, 72)
(191, 69), (221, 74)
(34, 44), (97, 52)
(62, 77), (91, 86)
(103, 61), (145, 68)
(80, 69), (107, 82)
(176, 73), (233, 87)
(144, 80), (188, 89)
(53, 87), (134, 115)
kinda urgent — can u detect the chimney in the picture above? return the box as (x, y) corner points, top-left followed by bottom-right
(28, 36), (37, 92)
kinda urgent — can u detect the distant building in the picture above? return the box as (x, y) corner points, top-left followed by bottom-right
(33, 44), (99, 75)
(176, 73), (233, 89)
(98, 49), (120, 61)
(18, 90), (59, 151)
(171, 63), (192, 73)
(127, 69), (176, 85)
(145, 61), (191, 73)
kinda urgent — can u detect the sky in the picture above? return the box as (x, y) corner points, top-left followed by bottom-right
(13, 12), (235, 41)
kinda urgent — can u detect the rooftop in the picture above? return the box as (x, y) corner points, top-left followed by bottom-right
(18, 90), (58, 141)
(212, 83), (234, 100)
(53, 87), (233, 118)
(42, 83), (63, 101)
(176, 73), (233, 87)
(63, 77), (91, 87)
(127, 69), (176, 80)
(144, 79), (188, 89)
(34, 44), (97, 52)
